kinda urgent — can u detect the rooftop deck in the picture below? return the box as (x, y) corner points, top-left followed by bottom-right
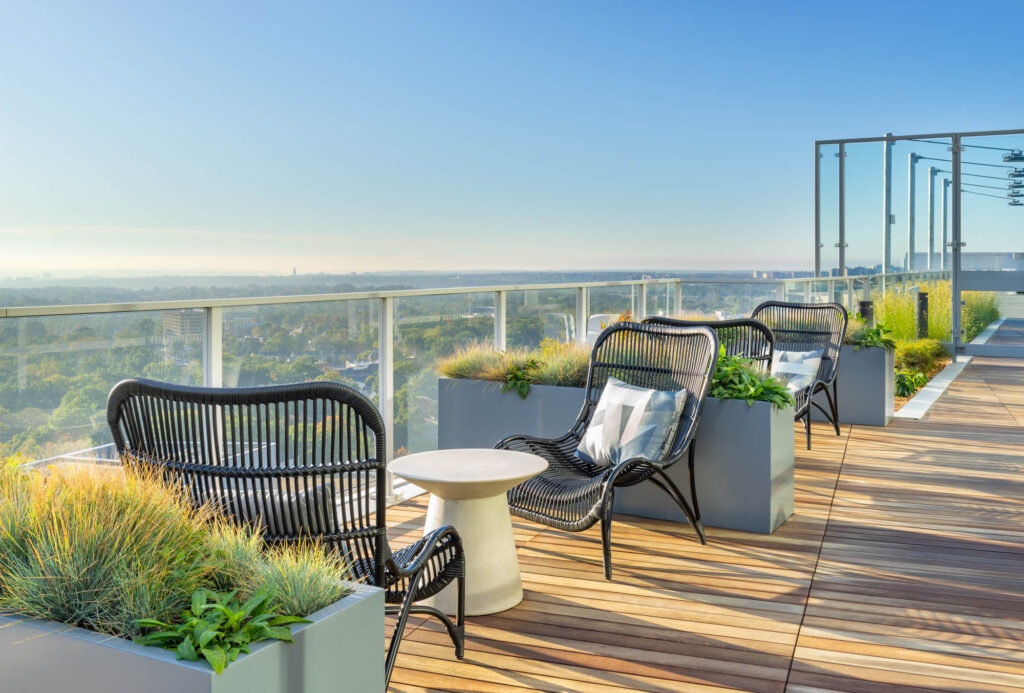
(385, 353), (1024, 692)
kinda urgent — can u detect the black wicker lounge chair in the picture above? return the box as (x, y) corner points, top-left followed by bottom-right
(106, 379), (465, 687)
(642, 316), (774, 371)
(750, 301), (848, 449)
(496, 322), (719, 580)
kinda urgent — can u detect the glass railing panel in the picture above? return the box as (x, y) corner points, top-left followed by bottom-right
(643, 282), (673, 318)
(676, 282), (783, 318)
(960, 133), (1024, 269)
(586, 284), (638, 342)
(393, 292), (495, 456)
(221, 300), (380, 404)
(0, 311), (202, 462)
(506, 288), (576, 349)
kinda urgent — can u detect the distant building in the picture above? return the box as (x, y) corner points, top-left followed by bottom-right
(162, 309), (205, 341)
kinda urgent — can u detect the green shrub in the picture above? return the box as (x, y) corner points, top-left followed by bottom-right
(895, 339), (947, 373)
(708, 349), (795, 409)
(874, 281), (1000, 342)
(437, 339), (590, 396)
(0, 464), (351, 674)
(846, 316), (896, 351)
(895, 370), (929, 397)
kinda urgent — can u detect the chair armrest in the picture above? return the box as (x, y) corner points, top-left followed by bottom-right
(495, 432), (575, 450)
(386, 525), (463, 578)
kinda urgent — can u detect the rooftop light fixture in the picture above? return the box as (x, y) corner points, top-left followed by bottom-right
(1004, 149), (1024, 162)
(1011, 200), (1023, 206)
(1009, 182), (1024, 190)
(1010, 168), (1024, 178)
(1009, 191), (1024, 198)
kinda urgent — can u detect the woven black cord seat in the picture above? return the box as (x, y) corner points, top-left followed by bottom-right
(750, 301), (848, 449)
(107, 378), (465, 688)
(497, 322), (719, 580)
(642, 316), (774, 371)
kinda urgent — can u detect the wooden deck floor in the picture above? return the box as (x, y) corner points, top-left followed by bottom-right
(386, 354), (1024, 692)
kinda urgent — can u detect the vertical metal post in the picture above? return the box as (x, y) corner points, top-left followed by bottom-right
(378, 297), (396, 498)
(16, 320), (27, 391)
(203, 307), (223, 387)
(638, 283), (647, 319)
(575, 287), (589, 345)
(907, 153), (918, 271)
(803, 280), (810, 303)
(838, 143), (847, 276)
(882, 134), (893, 274)
(673, 281), (683, 316)
(941, 179), (950, 270)
(493, 290), (507, 351)
(927, 167), (937, 270)
(814, 144), (822, 277)
(950, 134), (963, 359)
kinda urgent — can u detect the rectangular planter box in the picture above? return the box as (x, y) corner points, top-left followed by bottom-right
(614, 398), (795, 534)
(0, 583), (385, 693)
(812, 345), (894, 427)
(438, 378), (795, 533)
(438, 376), (585, 450)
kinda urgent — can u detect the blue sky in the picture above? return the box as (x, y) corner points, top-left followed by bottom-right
(0, 1), (1020, 276)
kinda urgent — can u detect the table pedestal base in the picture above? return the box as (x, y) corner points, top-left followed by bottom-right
(421, 493), (523, 616)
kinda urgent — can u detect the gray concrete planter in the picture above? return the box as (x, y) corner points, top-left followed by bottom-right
(812, 345), (894, 427)
(0, 583), (385, 693)
(438, 378), (794, 534)
(614, 398), (795, 534)
(438, 376), (584, 449)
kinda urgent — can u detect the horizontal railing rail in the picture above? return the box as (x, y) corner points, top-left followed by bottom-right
(1, 270), (951, 499)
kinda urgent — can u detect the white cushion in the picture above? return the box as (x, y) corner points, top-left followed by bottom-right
(771, 349), (823, 394)
(575, 377), (688, 467)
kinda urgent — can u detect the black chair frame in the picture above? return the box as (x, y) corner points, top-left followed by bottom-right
(750, 301), (848, 449)
(642, 316), (775, 371)
(496, 322), (719, 580)
(107, 378), (465, 687)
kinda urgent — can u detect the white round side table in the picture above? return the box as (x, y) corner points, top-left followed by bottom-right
(388, 448), (547, 616)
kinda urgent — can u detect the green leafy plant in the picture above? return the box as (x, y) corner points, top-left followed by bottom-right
(135, 589), (309, 674)
(502, 358), (539, 399)
(851, 322), (896, 352)
(895, 339), (947, 372)
(895, 369), (928, 397)
(708, 348), (795, 409)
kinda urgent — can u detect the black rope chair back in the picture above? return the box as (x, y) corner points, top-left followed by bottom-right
(574, 322), (719, 458)
(642, 316), (774, 372)
(499, 322), (719, 579)
(107, 378), (465, 686)
(107, 379), (388, 582)
(750, 301), (848, 448)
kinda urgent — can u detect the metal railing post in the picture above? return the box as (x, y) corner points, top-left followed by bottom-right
(838, 143), (847, 276)
(575, 287), (588, 345)
(638, 283), (648, 318)
(951, 135), (963, 360)
(203, 307), (223, 387)
(378, 297), (396, 499)
(815, 144), (822, 277)
(882, 133), (893, 275)
(493, 291), (507, 351)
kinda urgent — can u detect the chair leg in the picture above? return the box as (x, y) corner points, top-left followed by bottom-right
(830, 382), (841, 436)
(384, 569), (423, 688)
(686, 442), (706, 544)
(600, 514), (613, 581)
(805, 409), (812, 450)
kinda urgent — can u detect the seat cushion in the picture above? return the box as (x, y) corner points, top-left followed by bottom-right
(575, 377), (688, 467)
(771, 349), (823, 393)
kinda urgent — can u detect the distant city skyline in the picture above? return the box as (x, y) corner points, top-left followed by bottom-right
(1, 1), (1021, 276)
